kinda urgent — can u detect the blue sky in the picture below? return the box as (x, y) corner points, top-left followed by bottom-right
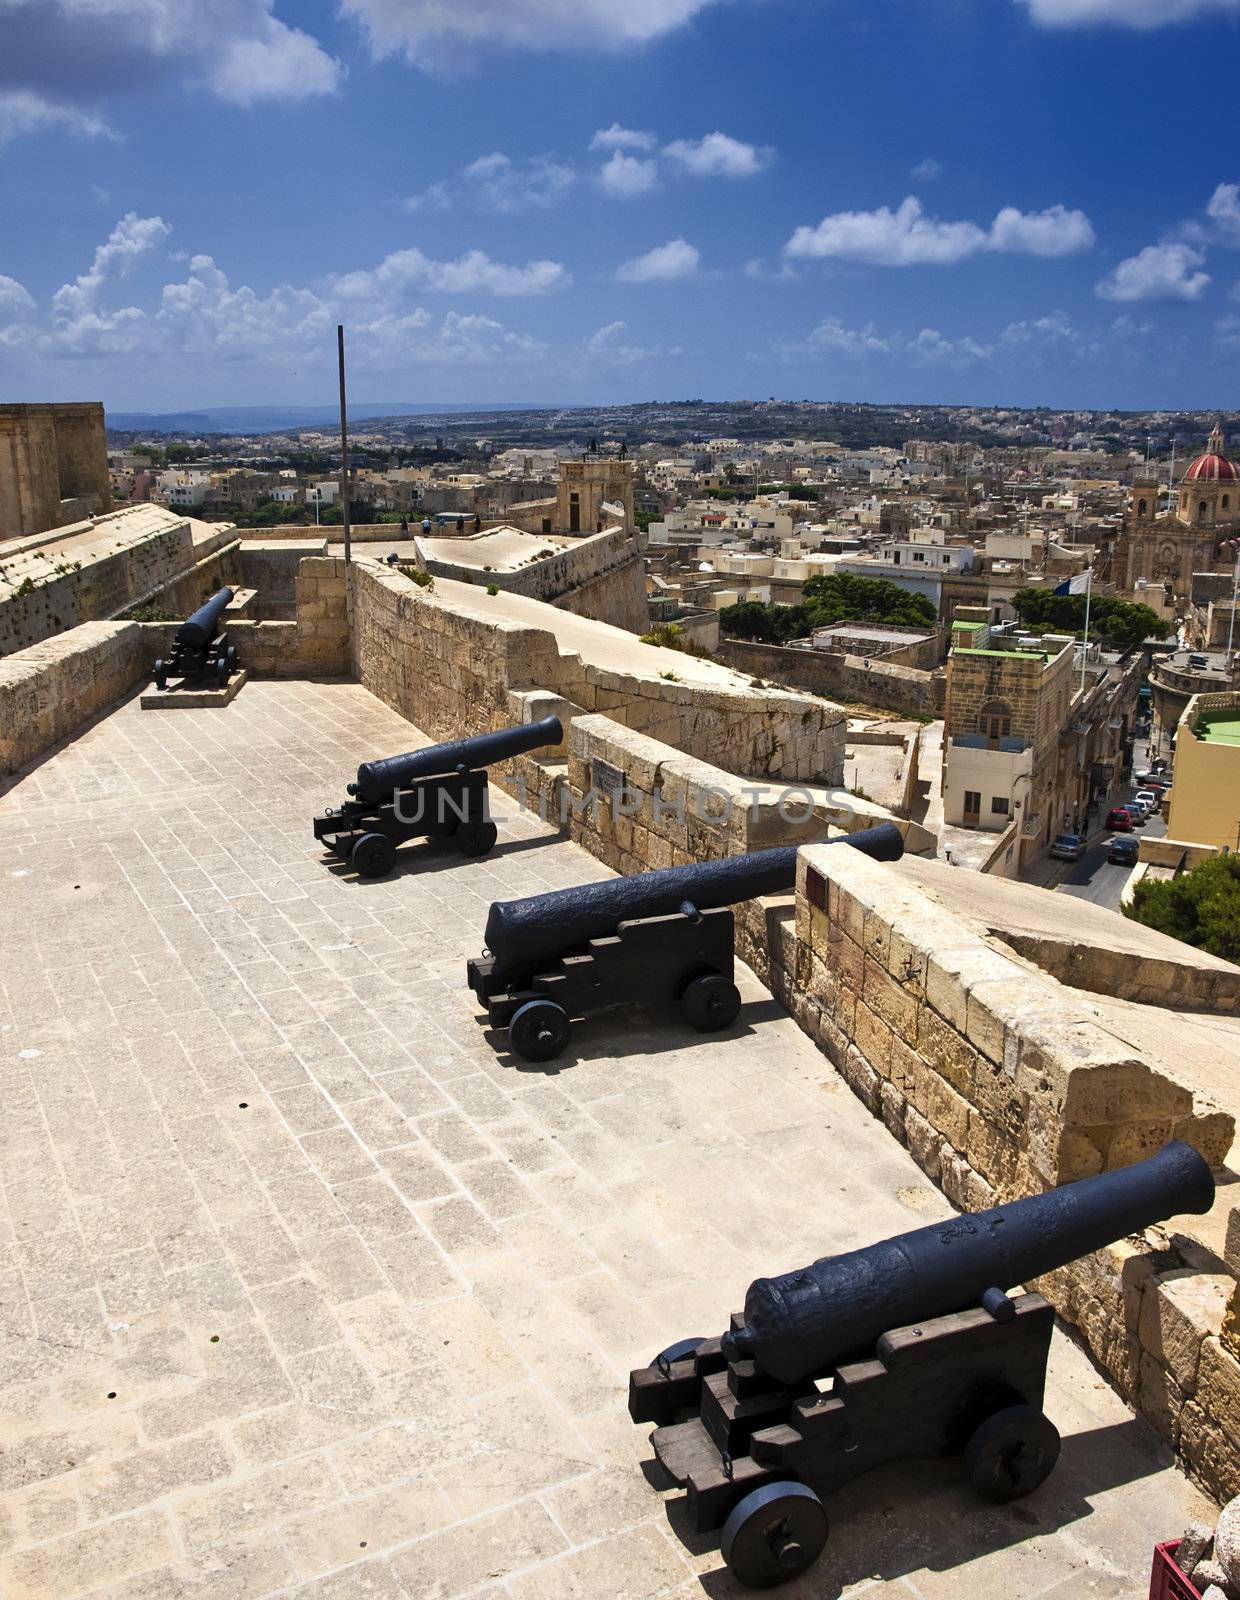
(1, 0), (1239, 413)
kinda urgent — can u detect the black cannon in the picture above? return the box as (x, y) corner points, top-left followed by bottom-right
(312, 715), (562, 879)
(153, 587), (238, 690)
(467, 822), (904, 1063)
(629, 1140), (1215, 1589)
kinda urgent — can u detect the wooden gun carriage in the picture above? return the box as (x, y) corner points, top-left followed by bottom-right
(628, 1142), (1216, 1589)
(313, 715), (561, 879)
(467, 823), (904, 1063)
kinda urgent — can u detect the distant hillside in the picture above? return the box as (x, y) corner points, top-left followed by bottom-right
(107, 402), (536, 436)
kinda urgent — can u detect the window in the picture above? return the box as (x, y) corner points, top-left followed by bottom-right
(978, 698), (1013, 742)
(1137, 498), (1147, 517)
(1200, 501), (1209, 519)
(1224, 495), (1231, 512)
(963, 789), (981, 816)
(991, 796), (1010, 816)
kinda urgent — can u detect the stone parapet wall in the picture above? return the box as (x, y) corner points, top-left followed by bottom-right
(0, 622), (147, 776)
(769, 841), (1239, 1503)
(718, 638), (944, 717)
(349, 559), (845, 783)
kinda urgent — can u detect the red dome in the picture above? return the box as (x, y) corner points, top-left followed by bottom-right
(1184, 452), (1239, 482)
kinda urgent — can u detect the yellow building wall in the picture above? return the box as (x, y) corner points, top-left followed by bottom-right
(1166, 733), (1240, 851)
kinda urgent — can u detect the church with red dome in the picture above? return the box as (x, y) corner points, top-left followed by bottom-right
(1116, 422), (1240, 600)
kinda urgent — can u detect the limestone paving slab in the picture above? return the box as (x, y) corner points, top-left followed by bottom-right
(0, 680), (1215, 1599)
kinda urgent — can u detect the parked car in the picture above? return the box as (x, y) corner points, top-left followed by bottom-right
(1121, 804), (1147, 826)
(1134, 789), (1159, 812)
(1050, 832), (1087, 861)
(1126, 797), (1151, 818)
(1106, 808), (1134, 831)
(1107, 834), (1139, 866)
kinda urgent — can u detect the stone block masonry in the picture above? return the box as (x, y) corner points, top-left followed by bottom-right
(719, 637), (945, 718)
(349, 558), (846, 785)
(0, 622), (148, 776)
(769, 840), (1240, 1505)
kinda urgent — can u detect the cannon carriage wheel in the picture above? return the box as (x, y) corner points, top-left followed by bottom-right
(508, 997), (571, 1063)
(351, 832), (397, 879)
(215, 656), (230, 687)
(964, 1404), (1060, 1503)
(153, 660), (168, 691)
(455, 819), (498, 858)
(680, 971), (742, 1032)
(720, 1481), (829, 1589)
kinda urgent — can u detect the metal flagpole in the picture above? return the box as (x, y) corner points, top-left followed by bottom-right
(1228, 545), (1239, 672)
(337, 324), (351, 566)
(1080, 567), (1092, 693)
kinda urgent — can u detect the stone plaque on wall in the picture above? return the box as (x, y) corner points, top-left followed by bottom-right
(592, 758), (625, 800)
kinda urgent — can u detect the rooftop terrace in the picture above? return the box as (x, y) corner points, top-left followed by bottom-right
(0, 678), (1215, 1598)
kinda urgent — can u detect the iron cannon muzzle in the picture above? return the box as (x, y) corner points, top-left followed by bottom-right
(177, 587), (234, 650)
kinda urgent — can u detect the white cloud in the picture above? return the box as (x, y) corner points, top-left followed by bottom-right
(4, 221), (551, 371)
(0, 274), (35, 312)
(591, 124), (656, 152)
(205, 17), (342, 104)
(785, 195), (1095, 266)
(402, 152), (574, 213)
(999, 309), (1077, 343)
(911, 157), (943, 181)
(909, 328), (994, 364)
(584, 320), (683, 365)
(333, 246), (570, 299)
(0, 90), (113, 148)
(1016, 0), (1240, 26)
(51, 212), (172, 323)
(0, 2), (340, 133)
(803, 319), (892, 357)
(989, 204), (1096, 256)
(597, 150), (659, 198)
(663, 131), (771, 178)
(461, 152), (574, 212)
(1216, 314), (1240, 350)
(1206, 183), (1240, 246)
(1096, 243), (1211, 302)
(341, 0), (723, 64)
(616, 238), (700, 282)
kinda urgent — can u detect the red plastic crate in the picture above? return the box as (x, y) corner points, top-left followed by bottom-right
(1150, 1541), (1203, 1600)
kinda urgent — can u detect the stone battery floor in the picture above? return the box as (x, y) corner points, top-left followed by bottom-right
(0, 680), (1214, 1600)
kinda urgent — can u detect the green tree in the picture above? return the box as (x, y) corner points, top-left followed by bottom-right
(1124, 854), (1240, 965)
(1012, 587), (1169, 647)
(719, 600), (814, 643)
(801, 572), (937, 629)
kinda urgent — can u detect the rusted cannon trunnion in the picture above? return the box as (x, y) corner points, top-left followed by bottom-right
(628, 1142), (1216, 1590)
(467, 824), (905, 1064)
(312, 716), (561, 880)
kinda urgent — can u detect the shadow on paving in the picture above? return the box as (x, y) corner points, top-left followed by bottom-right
(649, 1414), (1170, 1597)
(472, 997), (787, 1075)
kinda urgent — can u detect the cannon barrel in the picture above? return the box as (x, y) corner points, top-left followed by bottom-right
(484, 822), (904, 973)
(177, 587), (234, 650)
(723, 1140), (1215, 1384)
(351, 715), (563, 805)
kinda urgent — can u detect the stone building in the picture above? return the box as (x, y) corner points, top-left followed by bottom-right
(0, 402), (112, 539)
(1115, 423), (1239, 599)
(942, 633), (1076, 841)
